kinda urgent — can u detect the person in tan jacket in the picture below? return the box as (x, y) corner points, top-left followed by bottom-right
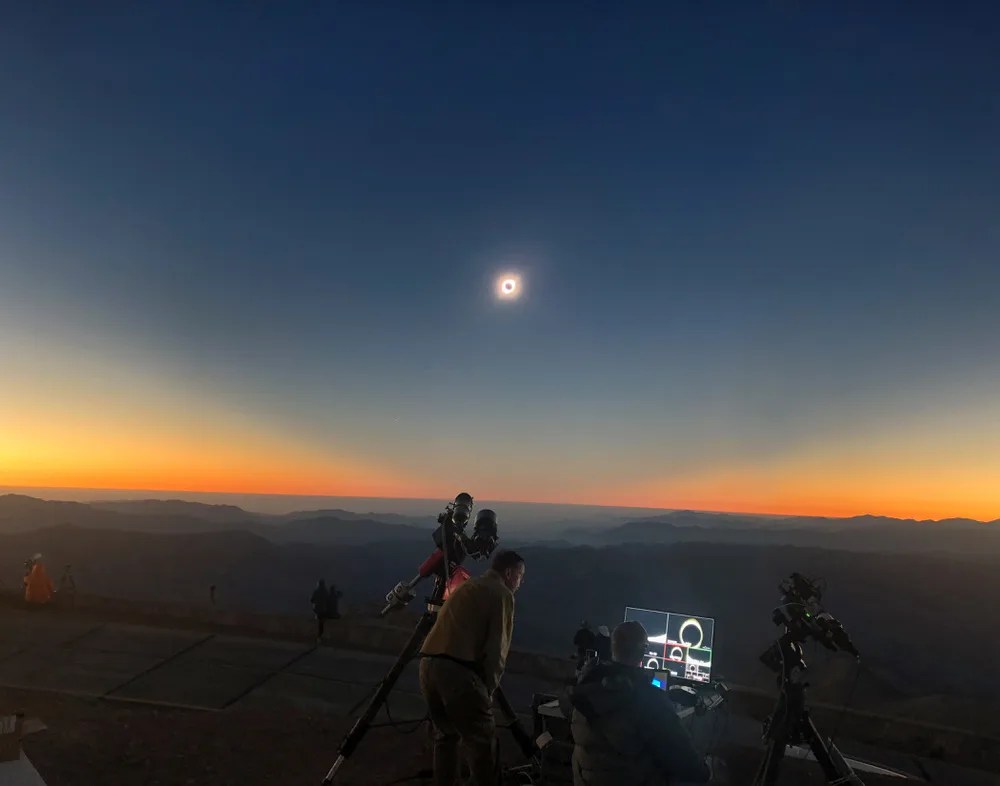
(419, 549), (525, 786)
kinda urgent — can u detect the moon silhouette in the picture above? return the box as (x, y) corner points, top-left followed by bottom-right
(496, 273), (522, 300)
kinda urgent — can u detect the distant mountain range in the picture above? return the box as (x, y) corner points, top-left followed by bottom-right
(558, 509), (1000, 555)
(0, 494), (428, 546)
(3, 494), (998, 555)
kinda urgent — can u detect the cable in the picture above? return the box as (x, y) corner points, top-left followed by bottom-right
(829, 658), (862, 746)
(347, 651), (420, 716)
(378, 769), (433, 785)
(381, 692), (428, 735)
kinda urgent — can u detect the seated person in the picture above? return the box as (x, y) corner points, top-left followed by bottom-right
(560, 620), (711, 786)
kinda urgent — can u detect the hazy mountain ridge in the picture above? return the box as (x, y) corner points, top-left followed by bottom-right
(0, 494), (429, 545)
(5, 495), (999, 556)
(560, 509), (1000, 554)
(91, 499), (256, 524)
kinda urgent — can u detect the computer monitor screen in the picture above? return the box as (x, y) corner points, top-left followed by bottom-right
(624, 606), (715, 684)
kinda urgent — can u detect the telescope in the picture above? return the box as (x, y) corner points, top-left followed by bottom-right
(380, 493), (498, 617)
(753, 573), (864, 786)
(322, 493), (536, 785)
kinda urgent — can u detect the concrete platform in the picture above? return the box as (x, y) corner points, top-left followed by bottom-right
(3, 607), (998, 786)
(0, 606), (566, 722)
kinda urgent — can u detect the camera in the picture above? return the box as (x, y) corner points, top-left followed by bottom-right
(761, 573), (859, 675)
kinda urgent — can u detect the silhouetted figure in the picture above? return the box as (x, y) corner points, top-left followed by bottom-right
(595, 625), (612, 662)
(327, 583), (342, 620)
(573, 621), (596, 672)
(58, 565), (76, 608)
(311, 579), (330, 643)
(24, 553), (54, 607)
(209, 584), (217, 605)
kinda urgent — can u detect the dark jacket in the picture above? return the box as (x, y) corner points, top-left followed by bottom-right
(573, 627), (596, 655)
(310, 583), (329, 616)
(327, 585), (342, 616)
(573, 627), (597, 668)
(594, 633), (611, 662)
(560, 662), (710, 786)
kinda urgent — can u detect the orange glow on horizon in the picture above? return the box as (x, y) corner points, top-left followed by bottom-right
(3, 478), (994, 523)
(2, 337), (996, 522)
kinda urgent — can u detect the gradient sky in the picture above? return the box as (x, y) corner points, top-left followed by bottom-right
(1, 3), (998, 520)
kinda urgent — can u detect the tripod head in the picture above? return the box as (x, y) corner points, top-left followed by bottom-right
(380, 493), (500, 617)
(760, 573), (859, 678)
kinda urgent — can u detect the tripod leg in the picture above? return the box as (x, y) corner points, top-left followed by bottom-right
(322, 611), (437, 785)
(751, 737), (788, 786)
(803, 715), (865, 785)
(494, 686), (539, 761)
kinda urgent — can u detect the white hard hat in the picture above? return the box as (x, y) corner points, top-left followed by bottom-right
(598, 625), (610, 637)
(32, 553), (43, 561)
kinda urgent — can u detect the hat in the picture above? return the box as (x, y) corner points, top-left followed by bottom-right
(598, 625), (610, 637)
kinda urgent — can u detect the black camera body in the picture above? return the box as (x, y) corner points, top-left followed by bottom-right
(761, 572), (859, 676)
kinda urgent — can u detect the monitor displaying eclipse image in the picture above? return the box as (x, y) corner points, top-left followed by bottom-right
(624, 606), (715, 684)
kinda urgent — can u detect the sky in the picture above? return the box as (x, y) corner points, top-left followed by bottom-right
(1, 3), (998, 520)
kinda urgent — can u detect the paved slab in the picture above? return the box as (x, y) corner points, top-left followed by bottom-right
(74, 623), (206, 658)
(287, 647), (420, 694)
(178, 635), (309, 670)
(0, 647), (165, 697)
(105, 634), (310, 709)
(108, 659), (274, 709)
(237, 671), (427, 720)
(0, 612), (100, 650)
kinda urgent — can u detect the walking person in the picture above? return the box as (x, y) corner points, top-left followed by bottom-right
(311, 579), (330, 643)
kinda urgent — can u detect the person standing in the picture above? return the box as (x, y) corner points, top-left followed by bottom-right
(595, 625), (612, 662)
(327, 583), (343, 620)
(310, 579), (330, 643)
(24, 554), (54, 607)
(59, 565), (77, 608)
(419, 550), (526, 786)
(573, 621), (596, 673)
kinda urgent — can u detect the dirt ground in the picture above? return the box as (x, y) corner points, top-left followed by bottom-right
(3, 687), (912, 786)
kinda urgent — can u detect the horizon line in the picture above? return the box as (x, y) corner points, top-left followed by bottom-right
(0, 483), (994, 524)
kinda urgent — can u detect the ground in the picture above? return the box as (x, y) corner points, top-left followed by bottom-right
(8, 687), (430, 786)
(2, 607), (996, 786)
(7, 687), (923, 786)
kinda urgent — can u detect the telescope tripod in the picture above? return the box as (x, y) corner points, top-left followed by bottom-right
(321, 598), (538, 784)
(752, 637), (864, 786)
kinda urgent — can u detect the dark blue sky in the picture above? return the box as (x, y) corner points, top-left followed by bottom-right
(1, 3), (998, 516)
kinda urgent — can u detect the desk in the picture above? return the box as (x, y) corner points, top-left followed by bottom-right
(537, 698), (699, 721)
(536, 688), (725, 723)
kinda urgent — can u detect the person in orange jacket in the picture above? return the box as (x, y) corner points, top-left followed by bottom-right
(24, 553), (54, 605)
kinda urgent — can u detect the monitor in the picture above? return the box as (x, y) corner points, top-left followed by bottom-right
(624, 606), (715, 684)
